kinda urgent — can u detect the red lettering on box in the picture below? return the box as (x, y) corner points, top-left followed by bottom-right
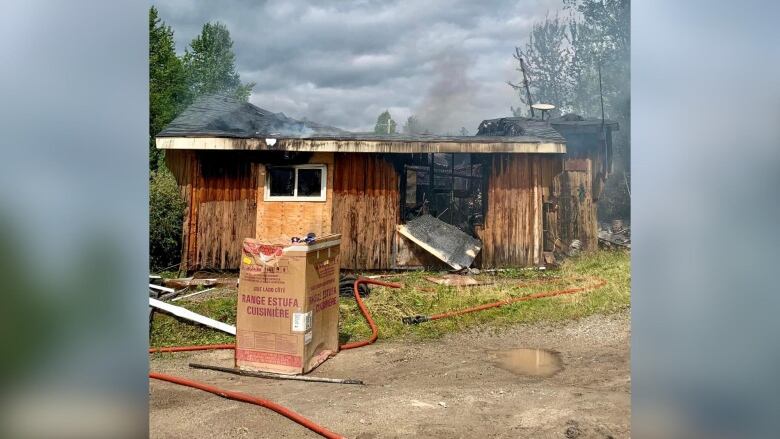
(235, 349), (301, 367)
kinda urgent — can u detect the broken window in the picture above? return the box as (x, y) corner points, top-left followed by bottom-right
(400, 153), (485, 236)
(296, 168), (323, 197)
(268, 167), (295, 196)
(265, 164), (327, 201)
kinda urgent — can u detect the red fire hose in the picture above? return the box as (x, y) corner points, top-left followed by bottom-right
(149, 371), (345, 439)
(150, 276), (605, 437)
(339, 278), (402, 350)
(149, 278), (401, 439)
(402, 276), (607, 324)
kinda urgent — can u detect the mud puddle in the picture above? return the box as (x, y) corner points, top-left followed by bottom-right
(492, 348), (562, 377)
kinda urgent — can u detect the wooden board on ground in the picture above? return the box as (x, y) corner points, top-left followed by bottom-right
(163, 277), (217, 289)
(394, 232), (447, 269)
(424, 274), (493, 287)
(396, 215), (482, 270)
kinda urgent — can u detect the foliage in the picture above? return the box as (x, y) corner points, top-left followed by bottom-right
(183, 22), (255, 101)
(374, 110), (397, 134)
(149, 6), (189, 172)
(150, 251), (630, 347)
(566, 0), (629, 123)
(513, 0), (629, 119)
(511, 13), (575, 117)
(339, 250), (630, 341)
(402, 115), (425, 134)
(149, 11), (256, 174)
(149, 168), (185, 272)
(149, 10), (258, 268)
(458, 127), (470, 136)
(150, 295), (235, 348)
(511, 0), (630, 219)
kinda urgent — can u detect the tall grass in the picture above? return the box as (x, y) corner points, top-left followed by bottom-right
(150, 250), (630, 348)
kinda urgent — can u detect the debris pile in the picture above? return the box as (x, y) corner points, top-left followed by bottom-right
(598, 219), (630, 249)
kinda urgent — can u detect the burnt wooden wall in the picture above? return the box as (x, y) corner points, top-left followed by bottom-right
(167, 149), (569, 271)
(477, 154), (562, 268)
(551, 158), (597, 251)
(166, 150), (258, 271)
(331, 153), (399, 270)
(547, 129), (614, 252)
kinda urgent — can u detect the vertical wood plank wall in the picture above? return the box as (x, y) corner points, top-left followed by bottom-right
(166, 150), (258, 271)
(552, 158), (597, 251)
(478, 154), (562, 268)
(331, 153), (399, 270)
(549, 130), (607, 252)
(167, 150), (566, 271)
(255, 152), (334, 239)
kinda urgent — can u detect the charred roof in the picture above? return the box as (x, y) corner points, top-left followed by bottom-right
(476, 117), (566, 142)
(477, 114), (619, 138)
(156, 94), (567, 154)
(157, 94), (347, 138)
(549, 113), (619, 133)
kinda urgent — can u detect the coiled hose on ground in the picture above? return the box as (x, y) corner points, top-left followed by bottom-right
(150, 276), (605, 438)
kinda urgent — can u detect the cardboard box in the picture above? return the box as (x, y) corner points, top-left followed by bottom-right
(235, 234), (341, 374)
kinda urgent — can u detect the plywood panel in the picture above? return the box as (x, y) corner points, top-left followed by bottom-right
(255, 152), (334, 239)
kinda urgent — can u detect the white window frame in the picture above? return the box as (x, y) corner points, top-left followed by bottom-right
(264, 164), (327, 202)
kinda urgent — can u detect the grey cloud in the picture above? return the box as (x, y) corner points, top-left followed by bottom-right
(155, 0), (562, 132)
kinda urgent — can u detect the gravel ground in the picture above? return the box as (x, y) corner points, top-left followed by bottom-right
(150, 311), (630, 438)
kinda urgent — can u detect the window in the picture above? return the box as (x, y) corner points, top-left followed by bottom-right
(264, 164), (326, 201)
(401, 153), (485, 235)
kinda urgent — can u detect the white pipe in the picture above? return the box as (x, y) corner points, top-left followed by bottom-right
(149, 284), (175, 293)
(149, 297), (236, 335)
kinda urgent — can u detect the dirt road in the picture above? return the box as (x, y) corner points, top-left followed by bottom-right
(150, 311), (630, 438)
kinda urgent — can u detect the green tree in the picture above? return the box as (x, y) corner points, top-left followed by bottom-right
(183, 22), (254, 101)
(402, 115), (424, 134)
(565, 0), (629, 119)
(149, 6), (188, 172)
(374, 110), (397, 134)
(510, 13), (575, 117)
(509, 0), (630, 219)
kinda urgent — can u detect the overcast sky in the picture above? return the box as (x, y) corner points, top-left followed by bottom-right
(155, 0), (564, 133)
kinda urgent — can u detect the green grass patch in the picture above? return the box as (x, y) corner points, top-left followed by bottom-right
(150, 297), (236, 348)
(150, 250), (630, 348)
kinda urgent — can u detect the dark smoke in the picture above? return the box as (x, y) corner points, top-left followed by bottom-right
(414, 52), (482, 135)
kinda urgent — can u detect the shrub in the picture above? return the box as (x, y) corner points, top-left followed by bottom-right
(149, 167), (184, 272)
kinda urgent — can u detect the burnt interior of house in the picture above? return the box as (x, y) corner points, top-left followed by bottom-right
(395, 153), (487, 238)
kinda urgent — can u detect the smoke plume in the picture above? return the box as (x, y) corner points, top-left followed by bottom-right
(414, 52), (482, 135)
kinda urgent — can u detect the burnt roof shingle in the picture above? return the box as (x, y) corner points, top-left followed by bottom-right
(157, 94), (567, 148)
(157, 93), (347, 138)
(476, 117), (566, 142)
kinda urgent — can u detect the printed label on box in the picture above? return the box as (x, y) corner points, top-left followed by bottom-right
(304, 331), (312, 345)
(292, 311), (312, 332)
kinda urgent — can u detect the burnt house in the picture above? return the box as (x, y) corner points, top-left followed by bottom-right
(478, 115), (619, 252)
(156, 94), (605, 272)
